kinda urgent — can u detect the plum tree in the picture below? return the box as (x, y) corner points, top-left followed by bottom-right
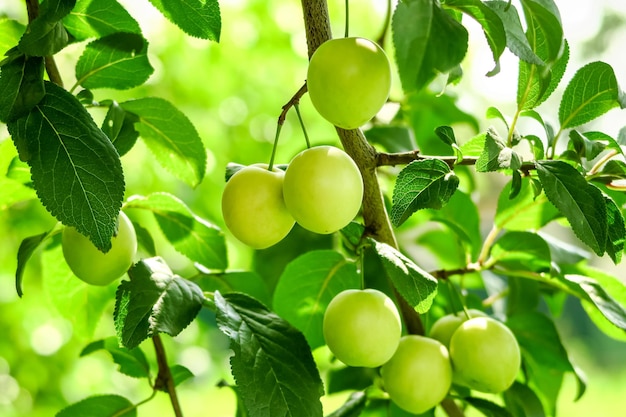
(322, 289), (401, 367)
(306, 37), (391, 129)
(221, 164), (295, 249)
(381, 335), (453, 414)
(62, 211), (137, 286)
(283, 146), (363, 234)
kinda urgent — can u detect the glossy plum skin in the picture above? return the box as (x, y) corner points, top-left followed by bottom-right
(323, 289), (401, 368)
(221, 164), (295, 249)
(283, 146), (363, 234)
(307, 37), (391, 129)
(381, 335), (453, 414)
(62, 211), (137, 286)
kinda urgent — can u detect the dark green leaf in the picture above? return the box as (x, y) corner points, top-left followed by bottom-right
(327, 367), (376, 395)
(371, 240), (438, 313)
(536, 160), (607, 255)
(559, 61), (626, 129)
(568, 130), (606, 161)
(18, 0), (75, 57)
(80, 337), (151, 378)
(148, 0), (221, 41)
(391, 159), (459, 227)
(503, 382), (546, 417)
(465, 396), (513, 417)
(102, 101), (139, 156)
(15, 231), (50, 297)
(7, 81), (124, 252)
(195, 271), (272, 307)
(214, 291), (324, 417)
(75, 33), (153, 90)
(604, 195), (625, 264)
(121, 97), (206, 187)
(507, 277), (540, 316)
(484, 1), (542, 64)
(114, 257), (205, 349)
(63, 0), (141, 40)
(489, 231), (551, 272)
(495, 177), (559, 231)
(125, 193), (226, 269)
(326, 391), (367, 417)
(434, 125), (456, 146)
(56, 394), (136, 417)
(0, 54), (45, 123)
(392, 0), (468, 92)
(170, 364), (194, 387)
(364, 125), (417, 153)
(443, 0), (507, 75)
(272, 250), (360, 349)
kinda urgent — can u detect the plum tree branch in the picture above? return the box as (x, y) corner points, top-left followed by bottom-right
(24, 0), (64, 87)
(153, 334), (184, 417)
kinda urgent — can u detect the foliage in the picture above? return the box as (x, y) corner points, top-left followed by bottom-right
(1, 0), (626, 417)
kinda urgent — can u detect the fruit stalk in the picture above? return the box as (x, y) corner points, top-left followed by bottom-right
(299, 0), (423, 336)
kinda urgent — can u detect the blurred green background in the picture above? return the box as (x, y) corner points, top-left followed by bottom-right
(1, 0), (625, 416)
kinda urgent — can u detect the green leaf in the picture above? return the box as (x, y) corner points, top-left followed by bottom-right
(0, 54), (45, 123)
(0, 19), (26, 56)
(15, 231), (50, 297)
(536, 160), (607, 255)
(390, 159), (459, 227)
(56, 394), (136, 417)
(170, 364), (194, 387)
(114, 257), (205, 349)
(443, 0), (507, 76)
(75, 33), (153, 90)
(18, 0), (75, 57)
(125, 193), (226, 270)
(8, 81), (124, 252)
(326, 392), (367, 417)
(520, 0), (563, 64)
(604, 195), (625, 264)
(102, 101), (139, 156)
(484, 1), (542, 65)
(214, 291), (324, 417)
(148, 0), (221, 41)
(476, 128), (521, 172)
(392, 0), (468, 92)
(327, 368), (376, 395)
(559, 61), (626, 129)
(42, 236), (115, 339)
(81, 337), (151, 379)
(568, 130), (606, 161)
(121, 97), (206, 187)
(0, 139), (37, 209)
(495, 177), (559, 231)
(489, 231), (551, 272)
(63, 0), (141, 41)
(503, 382), (546, 417)
(364, 125), (417, 153)
(371, 240), (438, 313)
(195, 271), (272, 307)
(464, 397), (513, 417)
(434, 125), (457, 146)
(272, 250), (360, 349)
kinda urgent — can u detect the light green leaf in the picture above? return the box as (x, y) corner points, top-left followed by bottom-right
(272, 250), (360, 349)
(148, 0), (221, 41)
(0, 139), (37, 209)
(489, 231), (551, 272)
(56, 394), (136, 417)
(63, 0), (141, 40)
(114, 257), (205, 349)
(559, 61), (626, 129)
(80, 337), (151, 379)
(364, 125), (417, 153)
(125, 193), (226, 270)
(392, 0), (468, 92)
(495, 177), (559, 231)
(195, 271), (272, 307)
(371, 240), (438, 313)
(391, 159), (459, 227)
(536, 160), (607, 255)
(215, 291), (324, 417)
(75, 33), (153, 90)
(0, 19), (25, 56)
(8, 81), (124, 252)
(503, 382), (546, 417)
(121, 97), (206, 187)
(326, 392), (367, 417)
(170, 364), (194, 387)
(476, 128), (521, 172)
(520, 0), (563, 64)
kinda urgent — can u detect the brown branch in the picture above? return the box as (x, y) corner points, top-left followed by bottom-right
(376, 151), (478, 169)
(278, 82), (308, 125)
(153, 335), (184, 417)
(441, 398), (466, 417)
(24, 0), (64, 87)
(430, 265), (480, 281)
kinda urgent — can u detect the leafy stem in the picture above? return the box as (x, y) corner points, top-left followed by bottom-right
(152, 334), (184, 417)
(24, 0), (64, 87)
(507, 109), (521, 147)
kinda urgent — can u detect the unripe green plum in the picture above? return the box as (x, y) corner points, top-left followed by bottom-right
(283, 146), (363, 234)
(323, 289), (401, 368)
(381, 335), (453, 414)
(449, 316), (521, 393)
(221, 164), (295, 249)
(429, 309), (487, 349)
(307, 37), (391, 129)
(62, 211), (137, 286)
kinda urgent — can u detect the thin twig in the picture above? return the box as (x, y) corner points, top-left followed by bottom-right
(153, 334), (184, 417)
(278, 82), (308, 125)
